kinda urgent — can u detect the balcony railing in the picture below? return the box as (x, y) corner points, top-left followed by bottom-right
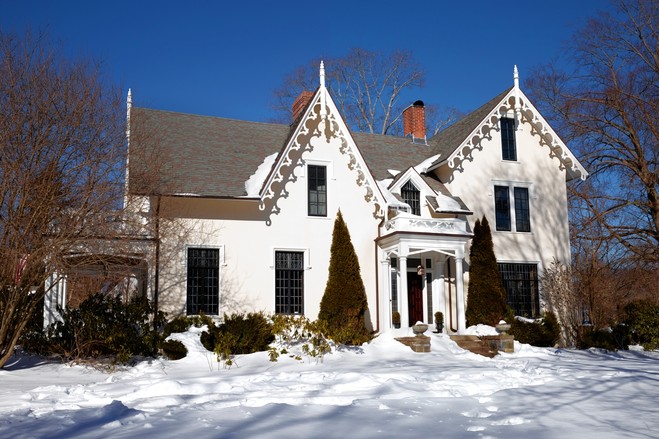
(382, 215), (469, 235)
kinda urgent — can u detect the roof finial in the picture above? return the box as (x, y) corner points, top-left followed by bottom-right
(513, 66), (521, 126)
(320, 61), (327, 120)
(513, 65), (519, 90)
(320, 60), (326, 88)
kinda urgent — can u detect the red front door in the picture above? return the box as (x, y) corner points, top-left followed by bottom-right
(407, 273), (424, 326)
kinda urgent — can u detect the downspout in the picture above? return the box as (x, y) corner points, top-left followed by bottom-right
(374, 220), (384, 333)
(153, 194), (161, 329)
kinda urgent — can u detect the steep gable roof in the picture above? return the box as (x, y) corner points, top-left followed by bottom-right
(128, 81), (587, 201)
(428, 87), (512, 160)
(128, 108), (291, 197)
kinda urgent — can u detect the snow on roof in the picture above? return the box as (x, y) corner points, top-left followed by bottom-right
(377, 179), (408, 208)
(435, 192), (463, 212)
(414, 153), (441, 174)
(244, 153), (278, 197)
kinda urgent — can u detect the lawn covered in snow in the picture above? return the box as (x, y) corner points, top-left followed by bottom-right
(1, 326), (657, 438)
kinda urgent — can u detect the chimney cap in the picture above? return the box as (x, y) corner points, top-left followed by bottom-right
(413, 100), (424, 107)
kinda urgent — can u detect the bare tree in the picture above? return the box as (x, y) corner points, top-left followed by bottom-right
(0, 31), (127, 368)
(527, 0), (658, 265)
(272, 48), (447, 135)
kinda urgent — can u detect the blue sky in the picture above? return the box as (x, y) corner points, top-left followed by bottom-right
(2, 0), (611, 123)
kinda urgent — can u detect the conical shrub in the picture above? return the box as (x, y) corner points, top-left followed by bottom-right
(318, 210), (371, 345)
(466, 216), (510, 326)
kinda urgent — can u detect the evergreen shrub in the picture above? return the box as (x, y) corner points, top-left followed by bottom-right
(623, 301), (659, 351)
(578, 328), (626, 351)
(268, 315), (332, 362)
(509, 312), (561, 347)
(318, 211), (371, 345)
(200, 312), (274, 356)
(161, 339), (187, 360)
(465, 217), (510, 326)
(29, 293), (165, 364)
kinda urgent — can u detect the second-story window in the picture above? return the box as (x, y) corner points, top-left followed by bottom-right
(501, 117), (517, 161)
(494, 184), (531, 232)
(308, 165), (327, 217)
(401, 181), (421, 216)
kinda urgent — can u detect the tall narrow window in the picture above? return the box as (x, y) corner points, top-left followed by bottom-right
(514, 187), (531, 232)
(494, 185), (511, 231)
(501, 117), (517, 161)
(308, 165), (327, 217)
(275, 251), (304, 314)
(498, 263), (539, 317)
(401, 181), (421, 215)
(187, 248), (219, 315)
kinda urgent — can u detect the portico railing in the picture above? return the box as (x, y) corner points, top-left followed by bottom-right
(383, 215), (469, 235)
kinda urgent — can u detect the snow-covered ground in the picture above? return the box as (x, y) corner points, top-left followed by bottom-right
(1, 326), (658, 439)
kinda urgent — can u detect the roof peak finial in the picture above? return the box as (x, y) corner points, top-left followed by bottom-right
(320, 61), (327, 120)
(513, 65), (519, 89)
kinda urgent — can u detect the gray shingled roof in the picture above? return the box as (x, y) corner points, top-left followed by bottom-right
(428, 87), (512, 162)
(129, 108), (292, 197)
(128, 88), (512, 198)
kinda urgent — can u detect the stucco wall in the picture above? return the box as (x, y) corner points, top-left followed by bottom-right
(443, 116), (572, 274)
(154, 132), (382, 328)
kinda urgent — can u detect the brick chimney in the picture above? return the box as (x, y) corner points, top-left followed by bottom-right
(292, 91), (313, 122)
(403, 100), (426, 142)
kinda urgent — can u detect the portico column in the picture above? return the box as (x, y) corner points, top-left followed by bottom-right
(380, 258), (392, 330)
(399, 256), (409, 328)
(433, 257), (443, 330)
(455, 256), (466, 332)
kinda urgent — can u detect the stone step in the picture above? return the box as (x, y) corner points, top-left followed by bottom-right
(450, 335), (498, 358)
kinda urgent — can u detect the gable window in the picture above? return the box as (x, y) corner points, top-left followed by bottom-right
(308, 165), (327, 217)
(401, 181), (421, 216)
(498, 263), (539, 317)
(494, 185), (531, 232)
(501, 117), (517, 161)
(275, 251), (304, 314)
(187, 248), (220, 315)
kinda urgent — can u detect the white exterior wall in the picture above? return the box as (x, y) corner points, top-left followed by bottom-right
(443, 116), (572, 274)
(156, 133), (381, 328)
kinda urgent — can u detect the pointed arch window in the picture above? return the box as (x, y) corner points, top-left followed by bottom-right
(401, 181), (421, 216)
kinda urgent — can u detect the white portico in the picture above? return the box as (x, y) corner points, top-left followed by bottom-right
(377, 213), (471, 332)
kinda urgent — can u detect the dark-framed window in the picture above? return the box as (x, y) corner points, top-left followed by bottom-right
(401, 180), (421, 215)
(187, 248), (219, 315)
(514, 187), (531, 232)
(308, 165), (327, 217)
(501, 117), (517, 161)
(498, 263), (539, 317)
(275, 251), (304, 314)
(494, 185), (511, 231)
(494, 185), (531, 232)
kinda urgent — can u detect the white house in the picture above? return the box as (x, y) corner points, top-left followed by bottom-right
(46, 64), (587, 333)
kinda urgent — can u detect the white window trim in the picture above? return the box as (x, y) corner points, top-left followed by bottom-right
(491, 180), (534, 233)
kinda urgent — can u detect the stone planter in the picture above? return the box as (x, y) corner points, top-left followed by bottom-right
(495, 323), (511, 335)
(412, 323), (428, 336)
